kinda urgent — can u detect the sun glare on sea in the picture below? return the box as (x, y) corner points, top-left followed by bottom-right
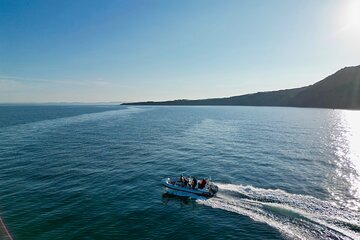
(340, 111), (360, 207)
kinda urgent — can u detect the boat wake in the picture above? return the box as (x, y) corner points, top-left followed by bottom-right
(0, 106), (148, 138)
(197, 183), (360, 240)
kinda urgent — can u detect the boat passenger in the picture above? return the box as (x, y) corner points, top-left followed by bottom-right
(199, 179), (206, 189)
(180, 176), (188, 187)
(192, 177), (197, 189)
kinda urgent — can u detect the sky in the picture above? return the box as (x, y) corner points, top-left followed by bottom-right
(1, 0), (360, 103)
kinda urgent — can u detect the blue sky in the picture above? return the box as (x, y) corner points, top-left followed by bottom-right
(1, 0), (360, 102)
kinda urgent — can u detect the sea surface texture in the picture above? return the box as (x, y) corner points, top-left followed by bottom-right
(0, 105), (359, 240)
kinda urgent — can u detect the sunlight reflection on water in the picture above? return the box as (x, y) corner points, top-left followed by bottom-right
(336, 110), (360, 210)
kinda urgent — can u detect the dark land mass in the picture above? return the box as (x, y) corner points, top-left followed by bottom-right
(123, 65), (360, 109)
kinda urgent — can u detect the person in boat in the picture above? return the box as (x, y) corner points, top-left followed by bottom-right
(180, 176), (188, 187)
(180, 176), (184, 183)
(198, 179), (207, 189)
(192, 177), (197, 189)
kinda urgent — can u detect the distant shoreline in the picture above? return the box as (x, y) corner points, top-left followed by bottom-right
(123, 65), (360, 110)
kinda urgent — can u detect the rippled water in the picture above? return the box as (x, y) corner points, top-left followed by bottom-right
(0, 105), (359, 239)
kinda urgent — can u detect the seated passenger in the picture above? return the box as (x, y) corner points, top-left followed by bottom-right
(199, 179), (206, 189)
(180, 176), (188, 187)
(192, 178), (197, 189)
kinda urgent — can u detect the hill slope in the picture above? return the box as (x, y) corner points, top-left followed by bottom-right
(123, 65), (360, 109)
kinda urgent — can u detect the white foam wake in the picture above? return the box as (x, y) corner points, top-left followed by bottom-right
(197, 183), (360, 240)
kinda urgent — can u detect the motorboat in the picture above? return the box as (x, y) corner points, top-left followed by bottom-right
(161, 176), (218, 198)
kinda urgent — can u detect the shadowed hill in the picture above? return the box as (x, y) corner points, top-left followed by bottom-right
(123, 65), (360, 109)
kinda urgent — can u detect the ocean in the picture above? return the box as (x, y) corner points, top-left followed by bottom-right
(0, 105), (359, 239)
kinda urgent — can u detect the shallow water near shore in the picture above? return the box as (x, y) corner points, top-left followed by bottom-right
(0, 105), (359, 239)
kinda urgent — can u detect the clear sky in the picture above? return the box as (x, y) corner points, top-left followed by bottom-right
(1, 0), (360, 103)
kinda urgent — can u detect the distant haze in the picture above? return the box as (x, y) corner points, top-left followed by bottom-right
(1, 0), (360, 103)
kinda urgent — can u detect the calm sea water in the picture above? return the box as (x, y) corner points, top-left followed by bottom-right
(0, 105), (359, 239)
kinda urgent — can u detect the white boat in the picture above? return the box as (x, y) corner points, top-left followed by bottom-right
(161, 176), (218, 198)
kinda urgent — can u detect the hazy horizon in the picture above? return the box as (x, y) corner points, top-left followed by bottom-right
(1, 0), (360, 103)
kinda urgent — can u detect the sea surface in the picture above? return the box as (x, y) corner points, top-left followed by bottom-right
(0, 105), (359, 239)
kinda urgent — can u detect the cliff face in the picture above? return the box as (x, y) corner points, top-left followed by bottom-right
(124, 65), (360, 109)
(288, 66), (360, 109)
